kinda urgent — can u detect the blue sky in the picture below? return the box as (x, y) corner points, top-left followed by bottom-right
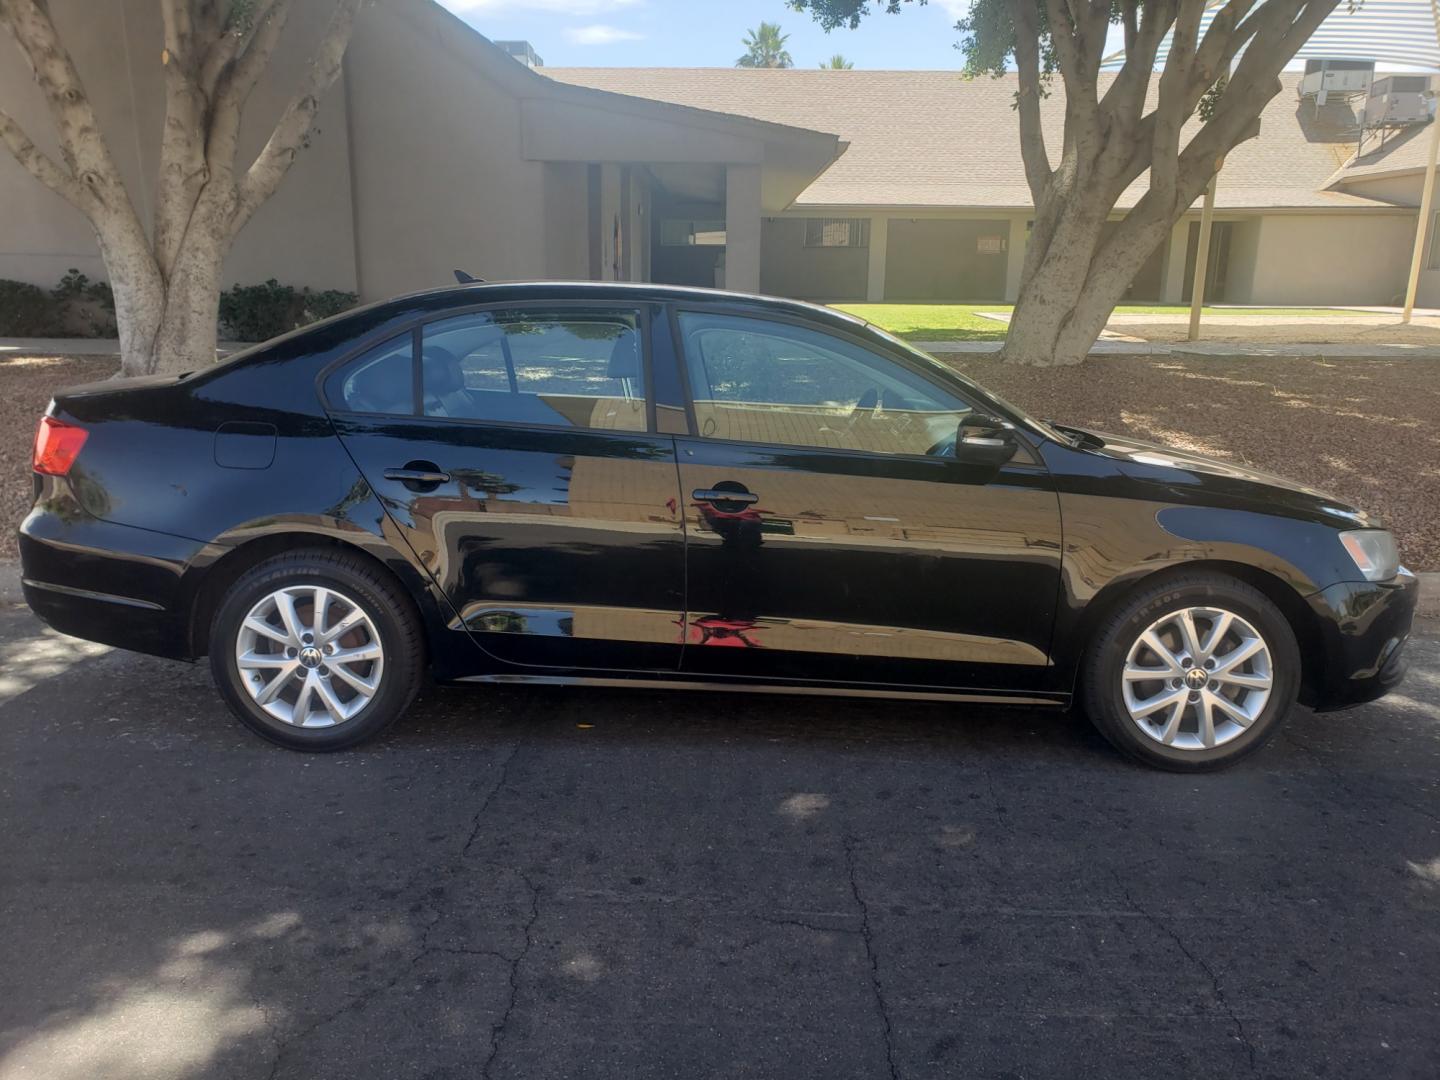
(434, 0), (975, 69)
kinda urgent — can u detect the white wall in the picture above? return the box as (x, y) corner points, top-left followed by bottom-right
(343, 5), (548, 299)
(1246, 213), (1414, 306)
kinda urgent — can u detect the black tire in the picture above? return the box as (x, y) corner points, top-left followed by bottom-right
(1081, 572), (1300, 772)
(208, 548), (424, 751)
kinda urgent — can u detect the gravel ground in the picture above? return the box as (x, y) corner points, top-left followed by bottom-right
(2, 351), (1435, 570)
(947, 352), (1440, 570)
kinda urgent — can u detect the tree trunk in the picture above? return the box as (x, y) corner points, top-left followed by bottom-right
(98, 232), (165, 379)
(151, 256), (224, 374)
(102, 201), (226, 377)
(999, 184), (1183, 366)
(999, 187), (1116, 366)
(999, 291), (1095, 367)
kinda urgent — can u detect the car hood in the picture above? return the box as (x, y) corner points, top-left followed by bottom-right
(1056, 425), (1377, 529)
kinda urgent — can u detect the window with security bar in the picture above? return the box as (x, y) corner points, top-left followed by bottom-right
(802, 218), (870, 248)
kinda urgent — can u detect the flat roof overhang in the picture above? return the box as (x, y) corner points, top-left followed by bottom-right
(518, 91), (845, 213)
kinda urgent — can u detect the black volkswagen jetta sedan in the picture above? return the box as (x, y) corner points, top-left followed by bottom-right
(19, 283), (1416, 770)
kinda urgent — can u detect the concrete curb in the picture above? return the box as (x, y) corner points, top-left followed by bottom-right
(1417, 572), (1440, 619)
(0, 560), (22, 606)
(2, 559), (1435, 618)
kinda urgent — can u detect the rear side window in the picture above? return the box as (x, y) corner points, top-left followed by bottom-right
(331, 335), (413, 415)
(421, 309), (646, 431)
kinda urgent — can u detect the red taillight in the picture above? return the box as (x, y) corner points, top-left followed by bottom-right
(33, 416), (88, 476)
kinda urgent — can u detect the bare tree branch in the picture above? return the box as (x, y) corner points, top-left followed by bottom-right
(233, 0), (360, 234)
(1149, 0), (1208, 205)
(1010, 0), (1052, 202)
(160, 0), (195, 70)
(1102, 0), (1176, 124)
(1122, 0), (1138, 55)
(200, 0), (282, 98)
(0, 0), (143, 220)
(0, 104), (85, 207)
(207, 0), (292, 175)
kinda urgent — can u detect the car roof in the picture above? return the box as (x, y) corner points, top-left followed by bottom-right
(359, 280), (871, 333)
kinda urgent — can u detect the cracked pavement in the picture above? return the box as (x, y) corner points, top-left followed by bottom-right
(1, 602), (1438, 1079)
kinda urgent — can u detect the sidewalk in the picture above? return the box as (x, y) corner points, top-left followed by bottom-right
(910, 339), (1440, 358)
(0, 338), (252, 357)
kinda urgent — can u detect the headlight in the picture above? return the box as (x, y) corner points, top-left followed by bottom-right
(1339, 529), (1399, 582)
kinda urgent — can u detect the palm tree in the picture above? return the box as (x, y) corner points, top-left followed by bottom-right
(818, 54), (854, 69)
(736, 22), (793, 68)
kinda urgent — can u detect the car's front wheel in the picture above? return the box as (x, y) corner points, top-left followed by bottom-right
(209, 549), (424, 751)
(1082, 572), (1300, 771)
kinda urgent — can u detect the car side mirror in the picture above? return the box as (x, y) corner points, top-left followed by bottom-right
(955, 414), (1017, 466)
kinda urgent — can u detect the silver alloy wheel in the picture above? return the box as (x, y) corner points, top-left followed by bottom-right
(234, 585), (385, 729)
(1121, 605), (1273, 751)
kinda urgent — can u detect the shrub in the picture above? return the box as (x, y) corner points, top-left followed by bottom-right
(304, 289), (359, 324)
(218, 279), (297, 342)
(0, 279), (63, 336)
(2, 272), (356, 342)
(219, 279), (358, 342)
(51, 268), (117, 337)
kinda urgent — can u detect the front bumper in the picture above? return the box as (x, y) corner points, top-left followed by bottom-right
(1305, 569), (1418, 711)
(18, 500), (206, 660)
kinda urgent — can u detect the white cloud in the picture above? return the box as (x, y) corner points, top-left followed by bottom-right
(565, 23), (644, 45)
(440, 0), (641, 15)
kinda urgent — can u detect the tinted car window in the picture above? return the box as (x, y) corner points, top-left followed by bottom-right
(333, 335), (414, 415)
(677, 312), (970, 456)
(421, 310), (646, 431)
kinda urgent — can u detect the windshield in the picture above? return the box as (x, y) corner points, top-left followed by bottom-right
(859, 322), (1075, 445)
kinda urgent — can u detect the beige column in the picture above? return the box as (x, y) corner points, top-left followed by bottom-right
(1188, 172), (1219, 340)
(1161, 219), (1190, 304)
(1403, 116), (1440, 321)
(724, 164), (762, 293)
(1004, 216), (1028, 302)
(866, 216), (889, 301)
(598, 164), (621, 281)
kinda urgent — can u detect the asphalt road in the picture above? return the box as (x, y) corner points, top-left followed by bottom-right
(1, 601), (1437, 1080)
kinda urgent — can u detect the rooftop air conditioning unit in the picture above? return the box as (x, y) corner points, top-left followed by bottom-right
(1363, 74), (1434, 127)
(1300, 58), (1374, 104)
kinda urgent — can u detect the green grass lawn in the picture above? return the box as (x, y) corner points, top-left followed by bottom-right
(834, 303), (1357, 342)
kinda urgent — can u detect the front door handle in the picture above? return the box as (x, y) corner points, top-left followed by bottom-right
(693, 488), (758, 505)
(384, 464), (451, 486)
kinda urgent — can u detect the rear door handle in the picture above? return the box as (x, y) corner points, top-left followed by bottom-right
(693, 488), (758, 505)
(384, 467), (451, 485)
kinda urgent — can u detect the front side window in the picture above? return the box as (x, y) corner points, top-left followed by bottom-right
(421, 309), (646, 431)
(677, 311), (971, 456)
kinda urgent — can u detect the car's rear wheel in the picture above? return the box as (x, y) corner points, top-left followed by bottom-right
(209, 549), (423, 750)
(1081, 573), (1300, 771)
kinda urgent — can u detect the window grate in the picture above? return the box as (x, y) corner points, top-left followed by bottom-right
(802, 218), (870, 248)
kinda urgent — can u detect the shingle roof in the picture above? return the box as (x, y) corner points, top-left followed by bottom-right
(544, 67), (1399, 211)
(1329, 121), (1433, 187)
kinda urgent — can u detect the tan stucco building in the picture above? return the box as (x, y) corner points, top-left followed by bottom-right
(4, 0), (1440, 308)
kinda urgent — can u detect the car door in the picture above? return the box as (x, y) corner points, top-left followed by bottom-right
(671, 307), (1062, 692)
(325, 302), (686, 673)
